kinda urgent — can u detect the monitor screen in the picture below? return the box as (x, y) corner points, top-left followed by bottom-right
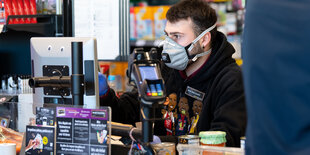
(138, 66), (158, 81)
(30, 37), (99, 112)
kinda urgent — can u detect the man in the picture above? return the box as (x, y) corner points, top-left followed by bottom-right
(100, 0), (246, 147)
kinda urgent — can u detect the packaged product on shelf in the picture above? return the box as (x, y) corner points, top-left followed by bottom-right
(153, 6), (169, 39)
(10, 0), (20, 24)
(23, 0), (32, 23)
(99, 61), (128, 93)
(134, 6), (154, 40)
(16, 0), (25, 24)
(4, 0), (15, 24)
(8, 0), (19, 24)
(36, 0), (43, 14)
(226, 12), (237, 35)
(29, 0), (37, 23)
(210, 3), (227, 27)
(130, 6), (137, 40)
(0, 0), (4, 24)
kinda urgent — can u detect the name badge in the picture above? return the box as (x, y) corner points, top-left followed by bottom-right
(185, 86), (205, 101)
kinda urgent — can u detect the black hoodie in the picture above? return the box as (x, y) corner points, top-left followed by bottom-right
(100, 31), (246, 147)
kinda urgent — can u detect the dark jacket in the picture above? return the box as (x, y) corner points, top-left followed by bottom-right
(101, 31), (247, 147)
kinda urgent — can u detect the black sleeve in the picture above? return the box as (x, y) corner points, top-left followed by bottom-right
(100, 88), (140, 126)
(210, 66), (247, 147)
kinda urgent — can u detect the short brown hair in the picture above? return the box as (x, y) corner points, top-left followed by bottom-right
(166, 0), (217, 45)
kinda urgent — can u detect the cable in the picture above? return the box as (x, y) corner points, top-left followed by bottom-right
(128, 127), (137, 155)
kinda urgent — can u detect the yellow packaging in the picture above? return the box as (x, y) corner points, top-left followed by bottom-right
(134, 6), (154, 40)
(153, 6), (170, 39)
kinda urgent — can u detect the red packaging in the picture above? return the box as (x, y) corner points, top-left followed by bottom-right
(10, 0), (19, 24)
(29, 0), (36, 23)
(0, 1), (4, 24)
(16, 0), (24, 24)
(23, 0), (31, 23)
(4, 0), (13, 24)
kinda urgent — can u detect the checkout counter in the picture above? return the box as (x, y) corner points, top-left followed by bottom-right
(0, 47), (245, 154)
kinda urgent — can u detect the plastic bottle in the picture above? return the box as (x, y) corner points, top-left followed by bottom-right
(108, 75), (117, 91)
(199, 131), (226, 155)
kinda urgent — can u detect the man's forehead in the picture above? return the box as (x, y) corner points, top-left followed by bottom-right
(165, 18), (194, 34)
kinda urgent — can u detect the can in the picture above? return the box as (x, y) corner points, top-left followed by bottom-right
(178, 135), (200, 155)
(178, 135), (200, 144)
(151, 142), (175, 155)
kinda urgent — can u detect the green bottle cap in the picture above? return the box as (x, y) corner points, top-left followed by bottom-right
(199, 131), (227, 144)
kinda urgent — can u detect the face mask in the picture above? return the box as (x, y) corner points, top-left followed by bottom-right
(161, 24), (216, 70)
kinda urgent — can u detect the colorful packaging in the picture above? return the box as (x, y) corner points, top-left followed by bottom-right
(153, 6), (169, 39)
(99, 61), (128, 92)
(16, 0), (25, 24)
(134, 6), (154, 40)
(129, 6), (136, 40)
(0, 0), (5, 24)
(4, 0), (14, 24)
(10, 0), (19, 24)
(29, 0), (36, 23)
(23, 0), (31, 23)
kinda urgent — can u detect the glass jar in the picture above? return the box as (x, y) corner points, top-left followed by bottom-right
(199, 131), (226, 155)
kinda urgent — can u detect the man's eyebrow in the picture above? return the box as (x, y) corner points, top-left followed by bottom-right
(164, 30), (184, 36)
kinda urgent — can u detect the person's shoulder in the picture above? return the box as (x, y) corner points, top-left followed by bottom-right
(216, 63), (243, 87)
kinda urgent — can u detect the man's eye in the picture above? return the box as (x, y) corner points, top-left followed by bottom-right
(173, 35), (180, 39)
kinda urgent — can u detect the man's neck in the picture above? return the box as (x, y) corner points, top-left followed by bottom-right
(185, 49), (211, 76)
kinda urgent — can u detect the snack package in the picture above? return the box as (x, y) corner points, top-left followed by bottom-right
(153, 6), (169, 39)
(134, 6), (154, 40)
(4, 0), (13, 24)
(0, 126), (24, 154)
(23, 0), (31, 23)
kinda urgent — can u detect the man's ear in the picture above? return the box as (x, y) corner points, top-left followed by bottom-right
(201, 32), (211, 48)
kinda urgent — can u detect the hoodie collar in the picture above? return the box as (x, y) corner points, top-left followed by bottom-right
(178, 31), (235, 83)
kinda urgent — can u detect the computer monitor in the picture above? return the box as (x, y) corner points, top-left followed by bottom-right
(30, 37), (99, 112)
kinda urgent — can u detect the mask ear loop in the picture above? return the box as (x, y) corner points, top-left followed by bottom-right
(187, 23), (217, 52)
(192, 48), (212, 62)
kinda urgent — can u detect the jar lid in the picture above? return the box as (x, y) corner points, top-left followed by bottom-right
(199, 131), (226, 144)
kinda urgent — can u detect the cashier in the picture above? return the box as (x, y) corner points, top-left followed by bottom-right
(99, 0), (246, 147)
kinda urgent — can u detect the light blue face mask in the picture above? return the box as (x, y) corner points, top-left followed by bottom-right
(160, 24), (216, 70)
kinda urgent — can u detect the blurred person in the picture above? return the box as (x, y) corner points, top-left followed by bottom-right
(242, 0), (310, 154)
